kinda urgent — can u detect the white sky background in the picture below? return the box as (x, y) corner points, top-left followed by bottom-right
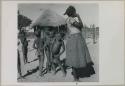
(18, 3), (99, 27)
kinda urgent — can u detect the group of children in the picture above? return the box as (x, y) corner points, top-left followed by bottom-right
(18, 28), (66, 78)
(33, 28), (66, 77)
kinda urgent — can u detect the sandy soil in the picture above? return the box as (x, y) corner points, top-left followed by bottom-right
(18, 38), (99, 82)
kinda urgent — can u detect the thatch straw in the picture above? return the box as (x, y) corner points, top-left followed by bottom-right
(30, 9), (66, 28)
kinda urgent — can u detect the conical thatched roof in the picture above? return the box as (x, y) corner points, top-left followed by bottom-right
(30, 9), (66, 28)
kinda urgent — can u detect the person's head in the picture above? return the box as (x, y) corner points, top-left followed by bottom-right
(49, 31), (55, 38)
(64, 5), (76, 17)
(55, 33), (62, 40)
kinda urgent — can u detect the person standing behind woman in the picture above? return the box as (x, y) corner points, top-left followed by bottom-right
(22, 37), (28, 64)
(64, 6), (95, 81)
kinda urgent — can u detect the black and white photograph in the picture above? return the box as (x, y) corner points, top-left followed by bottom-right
(1, 0), (125, 86)
(17, 3), (99, 82)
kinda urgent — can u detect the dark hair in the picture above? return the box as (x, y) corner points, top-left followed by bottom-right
(56, 32), (65, 40)
(64, 5), (76, 17)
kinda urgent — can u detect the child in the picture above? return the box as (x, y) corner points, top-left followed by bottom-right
(43, 30), (55, 73)
(33, 34), (45, 76)
(22, 37), (28, 64)
(51, 33), (66, 76)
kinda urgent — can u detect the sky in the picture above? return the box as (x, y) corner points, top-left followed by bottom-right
(18, 3), (99, 27)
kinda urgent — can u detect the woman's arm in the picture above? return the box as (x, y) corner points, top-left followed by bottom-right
(72, 21), (83, 30)
(76, 14), (83, 27)
(71, 14), (83, 30)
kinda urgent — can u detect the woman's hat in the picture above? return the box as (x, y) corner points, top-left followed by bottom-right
(64, 5), (76, 16)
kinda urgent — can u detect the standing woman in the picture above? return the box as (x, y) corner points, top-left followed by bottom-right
(64, 6), (95, 81)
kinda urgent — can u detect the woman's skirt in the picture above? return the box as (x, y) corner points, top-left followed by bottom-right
(66, 32), (95, 77)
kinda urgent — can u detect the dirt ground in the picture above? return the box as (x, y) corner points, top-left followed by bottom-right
(18, 37), (99, 82)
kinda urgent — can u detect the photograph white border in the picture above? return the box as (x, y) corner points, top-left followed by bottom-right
(1, 1), (124, 86)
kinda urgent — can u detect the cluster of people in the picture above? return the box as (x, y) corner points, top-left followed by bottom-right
(18, 27), (66, 78)
(33, 28), (66, 77)
(18, 5), (95, 81)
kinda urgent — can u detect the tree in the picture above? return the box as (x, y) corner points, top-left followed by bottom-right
(18, 10), (32, 30)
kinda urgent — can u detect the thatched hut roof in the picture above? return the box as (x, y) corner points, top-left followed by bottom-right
(30, 9), (66, 28)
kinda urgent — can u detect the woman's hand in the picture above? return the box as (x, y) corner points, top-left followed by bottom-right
(75, 13), (83, 29)
(76, 13), (80, 19)
(74, 13), (79, 17)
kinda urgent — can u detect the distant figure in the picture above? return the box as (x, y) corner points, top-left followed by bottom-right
(17, 39), (24, 79)
(64, 6), (95, 81)
(33, 34), (45, 76)
(19, 29), (26, 44)
(18, 29), (28, 64)
(51, 33), (66, 76)
(17, 39), (22, 78)
(22, 37), (28, 64)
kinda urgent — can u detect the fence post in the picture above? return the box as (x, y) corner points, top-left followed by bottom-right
(83, 25), (87, 39)
(92, 25), (96, 44)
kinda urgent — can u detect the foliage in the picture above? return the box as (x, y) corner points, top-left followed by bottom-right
(18, 11), (32, 30)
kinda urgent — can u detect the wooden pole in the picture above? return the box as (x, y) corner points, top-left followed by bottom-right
(92, 24), (96, 44)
